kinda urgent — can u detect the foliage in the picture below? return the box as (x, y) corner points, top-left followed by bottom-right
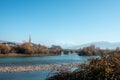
(49, 45), (62, 54)
(0, 44), (11, 54)
(77, 45), (110, 56)
(47, 52), (120, 80)
(13, 43), (33, 54)
(0, 43), (62, 54)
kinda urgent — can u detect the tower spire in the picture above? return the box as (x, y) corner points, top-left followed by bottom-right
(29, 35), (31, 44)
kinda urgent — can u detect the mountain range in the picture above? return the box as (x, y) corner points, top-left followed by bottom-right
(64, 41), (120, 49)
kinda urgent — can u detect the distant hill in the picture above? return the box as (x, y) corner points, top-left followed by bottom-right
(65, 41), (120, 49)
(0, 40), (18, 45)
(0, 40), (10, 43)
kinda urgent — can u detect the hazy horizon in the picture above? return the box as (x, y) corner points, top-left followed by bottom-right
(1, 0), (120, 46)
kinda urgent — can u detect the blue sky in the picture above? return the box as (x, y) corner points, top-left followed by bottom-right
(0, 0), (120, 46)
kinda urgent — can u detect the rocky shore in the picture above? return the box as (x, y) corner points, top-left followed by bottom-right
(0, 63), (81, 72)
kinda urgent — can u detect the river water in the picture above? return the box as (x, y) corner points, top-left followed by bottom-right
(0, 53), (99, 80)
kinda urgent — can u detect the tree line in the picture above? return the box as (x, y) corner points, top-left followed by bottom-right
(0, 43), (62, 54)
(76, 45), (112, 56)
(0, 43), (119, 56)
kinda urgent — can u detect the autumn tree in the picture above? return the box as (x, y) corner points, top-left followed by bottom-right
(0, 44), (11, 54)
(78, 45), (101, 56)
(49, 45), (62, 54)
(14, 43), (33, 54)
(34, 44), (49, 54)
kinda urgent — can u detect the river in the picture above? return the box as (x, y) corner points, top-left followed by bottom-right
(0, 53), (99, 80)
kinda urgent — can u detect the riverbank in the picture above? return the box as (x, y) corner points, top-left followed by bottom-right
(0, 53), (56, 57)
(0, 63), (81, 72)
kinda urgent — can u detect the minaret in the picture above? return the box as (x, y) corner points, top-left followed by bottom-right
(29, 35), (31, 44)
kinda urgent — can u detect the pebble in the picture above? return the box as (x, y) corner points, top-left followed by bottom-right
(0, 63), (81, 72)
